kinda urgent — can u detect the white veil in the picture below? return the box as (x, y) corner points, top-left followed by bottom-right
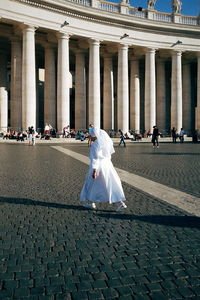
(91, 128), (115, 158)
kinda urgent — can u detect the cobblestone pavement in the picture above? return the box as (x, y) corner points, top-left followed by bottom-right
(66, 143), (200, 198)
(0, 143), (200, 300)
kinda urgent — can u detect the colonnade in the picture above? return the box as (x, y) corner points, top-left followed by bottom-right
(0, 24), (199, 135)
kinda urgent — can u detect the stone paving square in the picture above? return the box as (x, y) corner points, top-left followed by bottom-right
(0, 141), (200, 300)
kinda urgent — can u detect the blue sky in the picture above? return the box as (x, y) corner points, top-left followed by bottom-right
(106, 0), (200, 16)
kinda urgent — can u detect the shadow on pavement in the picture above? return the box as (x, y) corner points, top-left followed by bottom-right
(140, 152), (200, 156)
(96, 213), (200, 229)
(0, 197), (85, 211)
(1, 197), (200, 229)
(0, 197), (114, 213)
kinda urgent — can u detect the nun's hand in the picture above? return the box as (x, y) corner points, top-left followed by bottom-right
(92, 170), (97, 179)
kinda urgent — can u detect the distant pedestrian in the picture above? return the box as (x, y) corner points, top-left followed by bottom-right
(171, 127), (177, 143)
(119, 129), (126, 147)
(44, 123), (50, 135)
(179, 128), (185, 143)
(32, 127), (36, 146)
(192, 130), (198, 143)
(88, 124), (94, 147)
(63, 125), (70, 138)
(152, 125), (159, 148)
(80, 128), (127, 211)
(28, 126), (33, 146)
(146, 129), (152, 137)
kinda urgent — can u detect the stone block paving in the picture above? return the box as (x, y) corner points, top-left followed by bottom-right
(68, 142), (200, 198)
(0, 143), (200, 300)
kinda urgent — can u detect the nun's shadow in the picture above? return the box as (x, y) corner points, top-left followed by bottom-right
(1, 197), (199, 229)
(96, 212), (200, 229)
(0, 196), (84, 211)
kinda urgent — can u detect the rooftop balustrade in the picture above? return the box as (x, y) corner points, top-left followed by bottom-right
(14, 0), (200, 26)
(63, 0), (200, 26)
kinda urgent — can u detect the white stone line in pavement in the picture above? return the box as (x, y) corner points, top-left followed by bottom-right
(51, 146), (200, 217)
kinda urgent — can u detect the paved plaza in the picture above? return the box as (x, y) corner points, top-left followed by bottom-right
(0, 140), (200, 300)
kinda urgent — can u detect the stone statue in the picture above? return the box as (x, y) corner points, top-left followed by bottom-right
(147, 0), (157, 10)
(121, 0), (129, 4)
(172, 0), (182, 14)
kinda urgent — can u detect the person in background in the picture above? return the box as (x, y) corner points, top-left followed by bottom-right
(171, 127), (177, 143)
(152, 125), (159, 148)
(88, 124), (94, 147)
(44, 123), (50, 135)
(28, 126), (33, 146)
(119, 129), (126, 147)
(179, 128), (185, 143)
(32, 126), (36, 146)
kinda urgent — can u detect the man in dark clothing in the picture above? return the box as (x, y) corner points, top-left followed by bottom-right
(152, 125), (159, 148)
(119, 129), (126, 147)
(171, 127), (177, 143)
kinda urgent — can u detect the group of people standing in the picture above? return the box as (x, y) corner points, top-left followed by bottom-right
(151, 126), (186, 147)
(171, 127), (185, 143)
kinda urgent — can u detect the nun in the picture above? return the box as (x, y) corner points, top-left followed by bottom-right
(80, 128), (127, 211)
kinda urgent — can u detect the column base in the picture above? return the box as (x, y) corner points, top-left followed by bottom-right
(195, 107), (200, 130)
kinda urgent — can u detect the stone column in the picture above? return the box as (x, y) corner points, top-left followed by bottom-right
(196, 54), (200, 130)
(88, 39), (100, 128)
(156, 58), (166, 132)
(57, 33), (70, 132)
(10, 37), (22, 130)
(182, 61), (192, 134)
(130, 56), (140, 132)
(145, 48), (156, 133)
(22, 25), (36, 130)
(171, 51), (182, 131)
(0, 52), (8, 131)
(44, 44), (56, 128)
(103, 54), (114, 131)
(117, 44), (129, 133)
(75, 50), (86, 130)
(0, 88), (8, 131)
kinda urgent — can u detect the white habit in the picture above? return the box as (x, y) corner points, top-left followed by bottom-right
(80, 129), (126, 204)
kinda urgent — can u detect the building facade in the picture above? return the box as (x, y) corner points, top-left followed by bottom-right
(0, 0), (200, 135)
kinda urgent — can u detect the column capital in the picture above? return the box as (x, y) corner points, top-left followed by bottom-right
(129, 47), (145, 58)
(74, 48), (86, 55)
(129, 54), (141, 61)
(156, 57), (166, 63)
(56, 32), (70, 40)
(118, 43), (129, 50)
(10, 36), (22, 43)
(47, 33), (57, 44)
(101, 51), (113, 59)
(43, 42), (57, 50)
(12, 25), (23, 36)
(89, 39), (101, 46)
(144, 48), (156, 55)
(77, 40), (89, 49)
(170, 50), (182, 57)
(20, 23), (38, 33)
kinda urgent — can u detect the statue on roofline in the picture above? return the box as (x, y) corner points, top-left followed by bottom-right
(172, 0), (182, 14)
(147, 0), (157, 10)
(121, 0), (129, 4)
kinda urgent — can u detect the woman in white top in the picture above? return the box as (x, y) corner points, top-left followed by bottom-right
(80, 128), (127, 211)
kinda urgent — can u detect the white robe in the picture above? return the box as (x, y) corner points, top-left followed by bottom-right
(80, 142), (126, 204)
